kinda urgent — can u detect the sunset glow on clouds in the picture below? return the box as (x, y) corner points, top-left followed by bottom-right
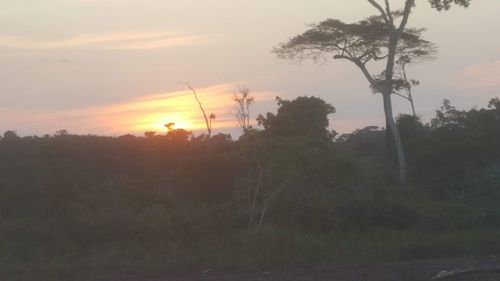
(0, 83), (277, 136)
(458, 60), (500, 90)
(0, 32), (208, 50)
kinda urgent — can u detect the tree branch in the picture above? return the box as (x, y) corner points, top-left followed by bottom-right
(333, 54), (383, 93)
(392, 91), (411, 101)
(360, 65), (386, 94)
(384, 0), (394, 24)
(398, 0), (415, 34)
(367, 0), (391, 24)
(333, 54), (356, 63)
(184, 82), (211, 137)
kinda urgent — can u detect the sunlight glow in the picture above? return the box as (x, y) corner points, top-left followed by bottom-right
(0, 83), (277, 136)
(137, 113), (193, 132)
(84, 83), (275, 135)
(121, 84), (237, 133)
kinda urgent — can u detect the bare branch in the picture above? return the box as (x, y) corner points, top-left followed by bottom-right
(384, 0), (394, 24)
(233, 86), (254, 132)
(333, 53), (386, 94)
(356, 61), (387, 94)
(392, 91), (411, 100)
(184, 82), (212, 137)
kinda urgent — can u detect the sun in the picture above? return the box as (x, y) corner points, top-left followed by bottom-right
(152, 115), (191, 131)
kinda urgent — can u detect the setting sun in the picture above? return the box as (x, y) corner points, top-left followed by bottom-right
(92, 83), (251, 135)
(137, 113), (193, 132)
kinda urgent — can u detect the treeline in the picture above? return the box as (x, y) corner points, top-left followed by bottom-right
(0, 97), (499, 279)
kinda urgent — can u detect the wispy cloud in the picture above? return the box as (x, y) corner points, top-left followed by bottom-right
(0, 31), (208, 50)
(0, 83), (277, 136)
(457, 60), (500, 90)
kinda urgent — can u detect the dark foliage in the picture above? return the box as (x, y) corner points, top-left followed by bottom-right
(257, 96), (335, 139)
(0, 96), (499, 278)
(429, 0), (472, 11)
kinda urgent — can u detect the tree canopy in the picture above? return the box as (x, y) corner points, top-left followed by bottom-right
(429, 0), (471, 10)
(273, 0), (472, 184)
(257, 96), (335, 139)
(273, 15), (436, 95)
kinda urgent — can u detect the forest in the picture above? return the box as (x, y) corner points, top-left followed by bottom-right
(1, 96), (499, 280)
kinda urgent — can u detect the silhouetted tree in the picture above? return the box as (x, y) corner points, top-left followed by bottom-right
(185, 83), (216, 138)
(144, 131), (156, 138)
(430, 99), (467, 129)
(396, 114), (424, 141)
(233, 86), (254, 133)
(165, 122), (176, 134)
(336, 126), (386, 160)
(55, 129), (69, 137)
(410, 98), (498, 198)
(429, 0), (471, 10)
(167, 128), (192, 143)
(2, 130), (19, 142)
(257, 96), (335, 139)
(488, 97), (500, 110)
(274, 0), (471, 184)
(209, 113), (216, 136)
(395, 57), (420, 118)
(372, 56), (429, 118)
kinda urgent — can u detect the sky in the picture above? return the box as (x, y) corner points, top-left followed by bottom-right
(0, 0), (499, 137)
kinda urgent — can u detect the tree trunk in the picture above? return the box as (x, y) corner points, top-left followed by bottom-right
(382, 92), (406, 184)
(410, 99), (417, 118)
(383, 27), (407, 185)
(385, 119), (397, 162)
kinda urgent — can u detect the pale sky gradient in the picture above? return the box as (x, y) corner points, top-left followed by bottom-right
(1, 0), (499, 136)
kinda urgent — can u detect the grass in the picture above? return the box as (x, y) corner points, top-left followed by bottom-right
(2, 226), (500, 280)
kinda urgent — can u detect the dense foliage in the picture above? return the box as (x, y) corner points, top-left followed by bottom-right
(1, 96), (499, 279)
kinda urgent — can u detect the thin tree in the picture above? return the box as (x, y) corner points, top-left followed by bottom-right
(185, 83), (216, 138)
(372, 55), (429, 119)
(395, 56), (419, 118)
(273, 0), (471, 184)
(232, 86), (254, 133)
(209, 113), (216, 137)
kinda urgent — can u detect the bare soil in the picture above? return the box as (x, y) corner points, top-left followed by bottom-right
(100, 258), (500, 281)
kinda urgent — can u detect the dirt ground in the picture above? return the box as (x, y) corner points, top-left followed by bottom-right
(101, 258), (500, 281)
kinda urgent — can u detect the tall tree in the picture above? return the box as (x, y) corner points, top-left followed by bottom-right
(273, 0), (471, 184)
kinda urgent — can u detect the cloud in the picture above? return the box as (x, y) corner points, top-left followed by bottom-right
(0, 31), (208, 50)
(0, 83), (277, 136)
(457, 60), (500, 90)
